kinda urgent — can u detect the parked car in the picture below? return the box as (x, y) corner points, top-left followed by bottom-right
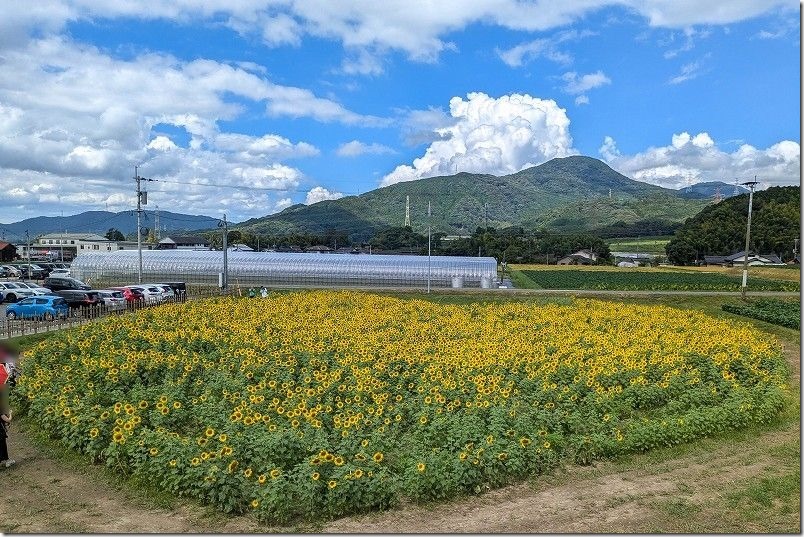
(0, 265), (21, 278)
(96, 289), (126, 309)
(53, 290), (101, 312)
(43, 276), (91, 291)
(111, 286), (145, 304)
(125, 284), (168, 303)
(16, 281), (52, 295)
(5, 296), (69, 320)
(49, 268), (71, 277)
(0, 282), (36, 303)
(14, 264), (48, 279)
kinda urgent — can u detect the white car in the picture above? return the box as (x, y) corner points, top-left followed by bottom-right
(0, 282), (36, 303)
(0, 265), (20, 277)
(96, 289), (126, 309)
(125, 284), (167, 303)
(16, 282), (52, 295)
(49, 268), (71, 277)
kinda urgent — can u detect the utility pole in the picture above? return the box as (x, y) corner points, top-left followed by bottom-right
(740, 179), (759, 300)
(219, 214), (228, 291)
(484, 202), (488, 230)
(134, 166), (153, 283)
(427, 201), (432, 294)
(25, 230), (31, 279)
(154, 205), (161, 241)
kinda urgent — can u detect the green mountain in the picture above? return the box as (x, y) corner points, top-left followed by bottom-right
(665, 185), (800, 265)
(237, 156), (709, 241)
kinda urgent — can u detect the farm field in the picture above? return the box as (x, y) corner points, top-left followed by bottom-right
(1, 291), (799, 533)
(512, 268), (799, 291)
(606, 236), (672, 255)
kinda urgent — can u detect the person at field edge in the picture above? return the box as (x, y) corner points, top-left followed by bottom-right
(260, 286), (268, 298)
(0, 354), (16, 468)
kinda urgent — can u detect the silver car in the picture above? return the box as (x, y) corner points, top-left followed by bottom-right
(96, 289), (127, 310)
(0, 282), (36, 303)
(16, 282), (52, 295)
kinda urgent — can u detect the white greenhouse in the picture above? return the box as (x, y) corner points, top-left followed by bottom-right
(70, 250), (499, 289)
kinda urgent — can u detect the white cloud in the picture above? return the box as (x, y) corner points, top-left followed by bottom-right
(2, 1), (792, 73)
(273, 197), (294, 212)
(668, 55), (710, 84)
(0, 33), (385, 222)
(305, 186), (345, 204)
(574, 95), (590, 106)
(560, 70), (612, 94)
(381, 92), (575, 186)
(214, 133), (319, 160)
(496, 29), (594, 68)
(599, 131), (800, 189)
(336, 140), (396, 157)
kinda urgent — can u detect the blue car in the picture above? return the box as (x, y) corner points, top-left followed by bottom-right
(5, 295), (69, 320)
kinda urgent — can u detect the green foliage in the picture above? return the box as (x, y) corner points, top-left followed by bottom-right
(105, 228), (126, 242)
(519, 270), (800, 291)
(722, 299), (801, 329)
(369, 226), (427, 251)
(665, 186), (800, 265)
(234, 156), (707, 242)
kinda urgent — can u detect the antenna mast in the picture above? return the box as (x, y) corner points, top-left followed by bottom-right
(404, 195), (411, 227)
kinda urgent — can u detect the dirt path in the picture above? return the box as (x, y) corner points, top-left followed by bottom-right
(1, 344), (798, 533)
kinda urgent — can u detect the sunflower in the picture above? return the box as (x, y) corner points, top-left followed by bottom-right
(149, 447), (159, 456)
(205, 427), (215, 437)
(333, 456), (344, 466)
(312, 472), (320, 481)
(417, 462), (425, 472)
(244, 468), (253, 478)
(372, 452), (383, 463)
(258, 474), (267, 484)
(270, 468), (281, 479)
(250, 499), (259, 509)
(328, 480), (337, 489)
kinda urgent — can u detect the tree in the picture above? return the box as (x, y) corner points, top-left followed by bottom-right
(105, 228), (125, 241)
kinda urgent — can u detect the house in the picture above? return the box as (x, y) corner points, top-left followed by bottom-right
(0, 242), (16, 262)
(306, 245), (332, 253)
(723, 250), (784, 266)
(228, 243), (254, 252)
(611, 252), (654, 266)
(557, 249), (598, 265)
(702, 255), (726, 266)
(34, 232), (118, 261)
(157, 235), (210, 250)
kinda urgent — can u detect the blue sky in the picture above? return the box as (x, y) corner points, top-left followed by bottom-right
(0, 1), (799, 225)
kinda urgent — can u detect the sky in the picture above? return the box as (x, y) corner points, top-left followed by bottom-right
(0, 0), (800, 230)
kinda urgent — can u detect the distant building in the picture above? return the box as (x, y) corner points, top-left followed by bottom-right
(306, 245), (332, 253)
(0, 241), (16, 262)
(33, 232), (118, 261)
(228, 243), (254, 252)
(724, 250), (783, 266)
(157, 235), (210, 250)
(611, 251), (654, 266)
(557, 249), (598, 265)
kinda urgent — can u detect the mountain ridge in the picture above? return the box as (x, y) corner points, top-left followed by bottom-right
(237, 156), (709, 241)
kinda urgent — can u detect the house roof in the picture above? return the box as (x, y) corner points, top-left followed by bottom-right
(0, 241), (14, 250)
(703, 255), (726, 263)
(38, 232), (109, 241)
(159, 235), (209, 245)
(725, 250), (782, 263)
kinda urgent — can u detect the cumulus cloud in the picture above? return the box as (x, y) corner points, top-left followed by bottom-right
(599, 131), (801, 189)
(381, 92), (575, 186)
(336, 140), (396, 157)
(0, 33), (384, 222)
(305, 186), (345, 205)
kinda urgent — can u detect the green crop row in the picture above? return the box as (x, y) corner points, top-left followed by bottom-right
(519, 270), (799, 292)
(722, 299), (801, 330)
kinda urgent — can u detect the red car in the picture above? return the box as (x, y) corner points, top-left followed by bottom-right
(110, 286), (144, 303)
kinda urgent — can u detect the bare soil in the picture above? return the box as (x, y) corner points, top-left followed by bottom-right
(0, 341), (798, 533)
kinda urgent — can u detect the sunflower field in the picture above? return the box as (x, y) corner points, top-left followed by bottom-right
(15, 291), (788, 523)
